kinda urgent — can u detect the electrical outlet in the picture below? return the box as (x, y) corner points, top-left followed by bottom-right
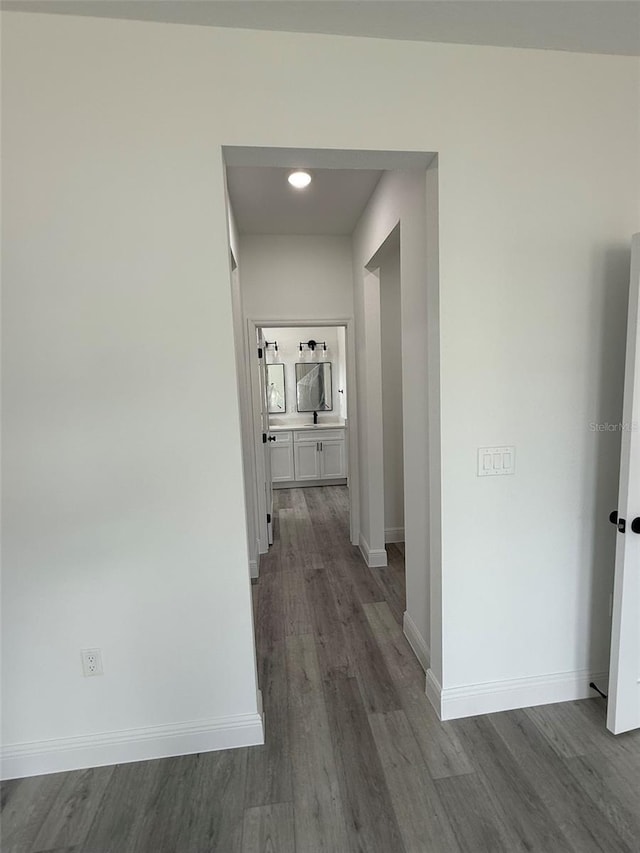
(81, 648), (103, 677)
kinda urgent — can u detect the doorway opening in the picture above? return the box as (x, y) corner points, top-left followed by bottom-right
(365, 225), (408, 621)
(223, 146), (442, 717)
(378, 229), (404, 551)
(249, 320), (354, 557)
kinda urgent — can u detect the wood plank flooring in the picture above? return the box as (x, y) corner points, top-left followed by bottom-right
(3, 485), (640, 852)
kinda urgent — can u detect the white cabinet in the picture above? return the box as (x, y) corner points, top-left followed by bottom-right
(270, 432), (294, 482)
(293, 429), (347, 481)
(319, 437), (346, 478)
(271, 427), (347, 484)
(293, 439), (321, 480)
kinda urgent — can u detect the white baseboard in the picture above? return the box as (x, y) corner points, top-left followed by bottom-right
(402, 612), (430, 672)
(425, 669), (443, 717)
(249, 559), (259, 579)
(1, 710), (265, 780)
(385, 526), (405, 543)
(425, 667), (608, 722)
(358, 533), (387, 568)
(256, 688), (263, 718)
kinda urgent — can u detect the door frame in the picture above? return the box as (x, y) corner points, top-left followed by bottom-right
(247, 317), (359, 555)
(255, 328), (274, 546)
(607, 232), (640, 734)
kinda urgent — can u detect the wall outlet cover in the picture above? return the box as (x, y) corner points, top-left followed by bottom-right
(81, 648), (103, 677)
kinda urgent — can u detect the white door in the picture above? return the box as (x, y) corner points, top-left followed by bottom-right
(257, 331), (274, 545)
(608, 233), (640, 735)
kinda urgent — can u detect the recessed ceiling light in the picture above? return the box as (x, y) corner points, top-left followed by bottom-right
(288, 170), (312, 189)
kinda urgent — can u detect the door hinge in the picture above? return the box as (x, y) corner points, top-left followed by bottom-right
(266, 513), (271, 524)
(257, 346), (263, 359)
(262, 432), (267, 443)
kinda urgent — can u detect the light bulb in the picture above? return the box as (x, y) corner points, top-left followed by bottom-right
(288, 170), (312, 189)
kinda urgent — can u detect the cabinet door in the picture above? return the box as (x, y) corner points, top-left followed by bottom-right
(294, 442), (320, 480)
(271, 442), (294, 482)
(319, 438), (346, 478)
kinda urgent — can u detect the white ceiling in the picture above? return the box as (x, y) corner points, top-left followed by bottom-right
(3, 1), (640, 57)
(226, 167), (383, 235)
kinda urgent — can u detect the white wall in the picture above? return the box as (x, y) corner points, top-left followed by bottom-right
(239, 234), (354, 321)
(2, 13), (267, 777)
(263, 326), (343, 427)
(2, 10), (639, 771)
(379, 241), (405, 541)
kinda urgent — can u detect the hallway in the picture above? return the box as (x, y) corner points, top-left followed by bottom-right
(249, 486), (418, 852)
(2, 487), (640, 852)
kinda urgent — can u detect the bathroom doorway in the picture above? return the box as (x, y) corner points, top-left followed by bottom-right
(249, 320), (356, 559)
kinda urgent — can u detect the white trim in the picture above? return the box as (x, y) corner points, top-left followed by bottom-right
(425, 668), (609, 722)
(358, 532), (388, 568)
(249, 559), (259, 579)
(1, 711), (265, 780)
(403, 612), (430, 672)
(425, 669), (443, 718)
(385, 526), (405, 543)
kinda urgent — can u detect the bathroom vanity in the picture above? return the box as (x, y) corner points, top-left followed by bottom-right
(265, 333), (347, 487)
(269, 424), (347, 487)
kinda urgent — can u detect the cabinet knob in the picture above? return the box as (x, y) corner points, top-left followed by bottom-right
(632, 517), (640, 534)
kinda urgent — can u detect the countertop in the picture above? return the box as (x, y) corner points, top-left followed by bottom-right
(269, 422), (346, 433)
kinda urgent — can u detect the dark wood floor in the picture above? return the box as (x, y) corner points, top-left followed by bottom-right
(3, 485), (640, 852)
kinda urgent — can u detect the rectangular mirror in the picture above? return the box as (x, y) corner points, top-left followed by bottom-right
(295, 362), (333, 412)
(266, 363), (286, 413)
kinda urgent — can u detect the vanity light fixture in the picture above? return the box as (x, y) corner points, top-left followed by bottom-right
(299, 339), (326, 352)
(264, 340), (278, 362)
(288, 170), (312, 189)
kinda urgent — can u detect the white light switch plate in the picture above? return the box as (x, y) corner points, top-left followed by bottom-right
(478, 446), (515, 477)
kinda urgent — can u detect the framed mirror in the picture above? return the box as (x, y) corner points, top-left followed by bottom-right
(295, 362), (333, 412)
(266, 363), (286, 413)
